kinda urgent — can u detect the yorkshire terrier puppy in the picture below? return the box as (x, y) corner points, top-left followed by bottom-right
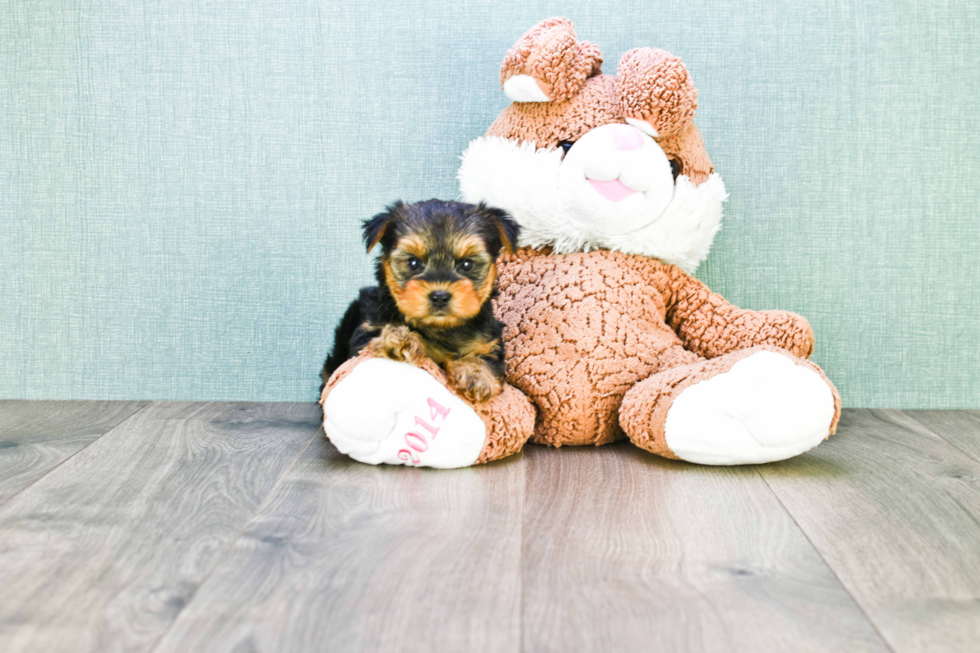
(321, 199), (520, 403)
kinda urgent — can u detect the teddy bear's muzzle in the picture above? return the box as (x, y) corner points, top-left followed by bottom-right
(557, 123), (675, 230)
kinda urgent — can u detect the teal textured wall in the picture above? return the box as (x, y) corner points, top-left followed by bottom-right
(1, 1), (978, 407)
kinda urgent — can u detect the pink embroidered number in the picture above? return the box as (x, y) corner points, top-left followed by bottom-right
(398, 449), (420, 465)
(397, 397), (451, 466)
(414, 416), (438, 438)
(428, 397), (450, 422)
(404, 432), (428, 452)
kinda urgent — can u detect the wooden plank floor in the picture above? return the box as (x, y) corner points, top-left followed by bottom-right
(0, 402), (978, 653)
(0, 400), (147, 506)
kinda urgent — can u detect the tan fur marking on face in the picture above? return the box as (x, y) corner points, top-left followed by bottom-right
(383, 260), (401, 293)
(417, 315), (466, 329)
(447, 278), (482, 321)
(475, 263), (497, 305)
(399, 277), (489, 328)
(395, 279), (432, 321)
(453, 234), (489, 260)
(396, 233), (429, 260)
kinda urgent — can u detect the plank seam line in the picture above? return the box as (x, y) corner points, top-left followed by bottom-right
(0, 400), (152, 509)
(145, 421), (325, 653)
(519, 449), (526, 653)
(754, 464), (897, 653)
(903, 410), (980, 467)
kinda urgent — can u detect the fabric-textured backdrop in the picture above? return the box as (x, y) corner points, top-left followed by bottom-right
(2, 1), (978, 407)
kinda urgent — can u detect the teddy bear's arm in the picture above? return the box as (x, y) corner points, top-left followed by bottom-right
(663, 265), (815, 359)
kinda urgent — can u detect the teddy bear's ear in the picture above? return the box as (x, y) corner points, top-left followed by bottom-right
(617, 48), (697, 139)
(500, 17), (602, 103)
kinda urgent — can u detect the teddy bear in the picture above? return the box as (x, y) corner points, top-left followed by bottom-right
(320, 17), (840, 468)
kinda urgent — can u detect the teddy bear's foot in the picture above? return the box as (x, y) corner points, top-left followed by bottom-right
(620, 346), (841, 465)
(322, 357), (487, 468)
(321, 354), (536, 468)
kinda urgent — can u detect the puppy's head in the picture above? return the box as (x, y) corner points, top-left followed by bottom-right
(364, 199), (520, 328)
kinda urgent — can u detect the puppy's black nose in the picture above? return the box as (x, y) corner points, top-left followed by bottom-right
(428, 290), (451, 308)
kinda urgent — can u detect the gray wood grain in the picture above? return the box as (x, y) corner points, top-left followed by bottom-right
(904, 410), (980, 465)
(520, 442), (889, 653)
(759, 409), (980, 653)
(0, 400), (148, 505)
(152, 436), (524, 653)
(0, 401), (319, 653)
(3, 403), (978, 653)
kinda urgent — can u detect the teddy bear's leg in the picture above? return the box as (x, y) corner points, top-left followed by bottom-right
(620, 346), (841, 465)
(320, 353), (535, 468)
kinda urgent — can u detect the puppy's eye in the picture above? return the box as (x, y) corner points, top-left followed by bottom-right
(669, 158), (683, 181)
(457, 259), (474, 273)
(557, 140), (575, 158)
(407, 257), (423, 272)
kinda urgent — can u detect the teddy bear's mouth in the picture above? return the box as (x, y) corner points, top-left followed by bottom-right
(586, 177), (638, 202)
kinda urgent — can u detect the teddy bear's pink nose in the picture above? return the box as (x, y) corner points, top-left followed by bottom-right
(611, 123), (644, 151)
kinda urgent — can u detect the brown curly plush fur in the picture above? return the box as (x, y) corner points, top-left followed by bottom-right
(494, 248), (841, 448)
(617, 47), (698, 137)
(500, 17), (602, 102)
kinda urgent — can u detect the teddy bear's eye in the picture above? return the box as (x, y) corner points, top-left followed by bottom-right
(557, 140), (575, 158)
(669, 158), (683, 181)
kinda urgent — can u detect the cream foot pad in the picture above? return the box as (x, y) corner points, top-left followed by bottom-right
(665, 351), (836, 465)
(323, 358), (487, 468)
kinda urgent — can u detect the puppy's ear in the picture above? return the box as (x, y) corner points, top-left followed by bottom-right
(362, 202), (404, 253)
(476, 204), (521, 255)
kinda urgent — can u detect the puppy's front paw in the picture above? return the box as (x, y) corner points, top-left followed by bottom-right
(367, 325), (426, 364)
(446, 358), (502, 404)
